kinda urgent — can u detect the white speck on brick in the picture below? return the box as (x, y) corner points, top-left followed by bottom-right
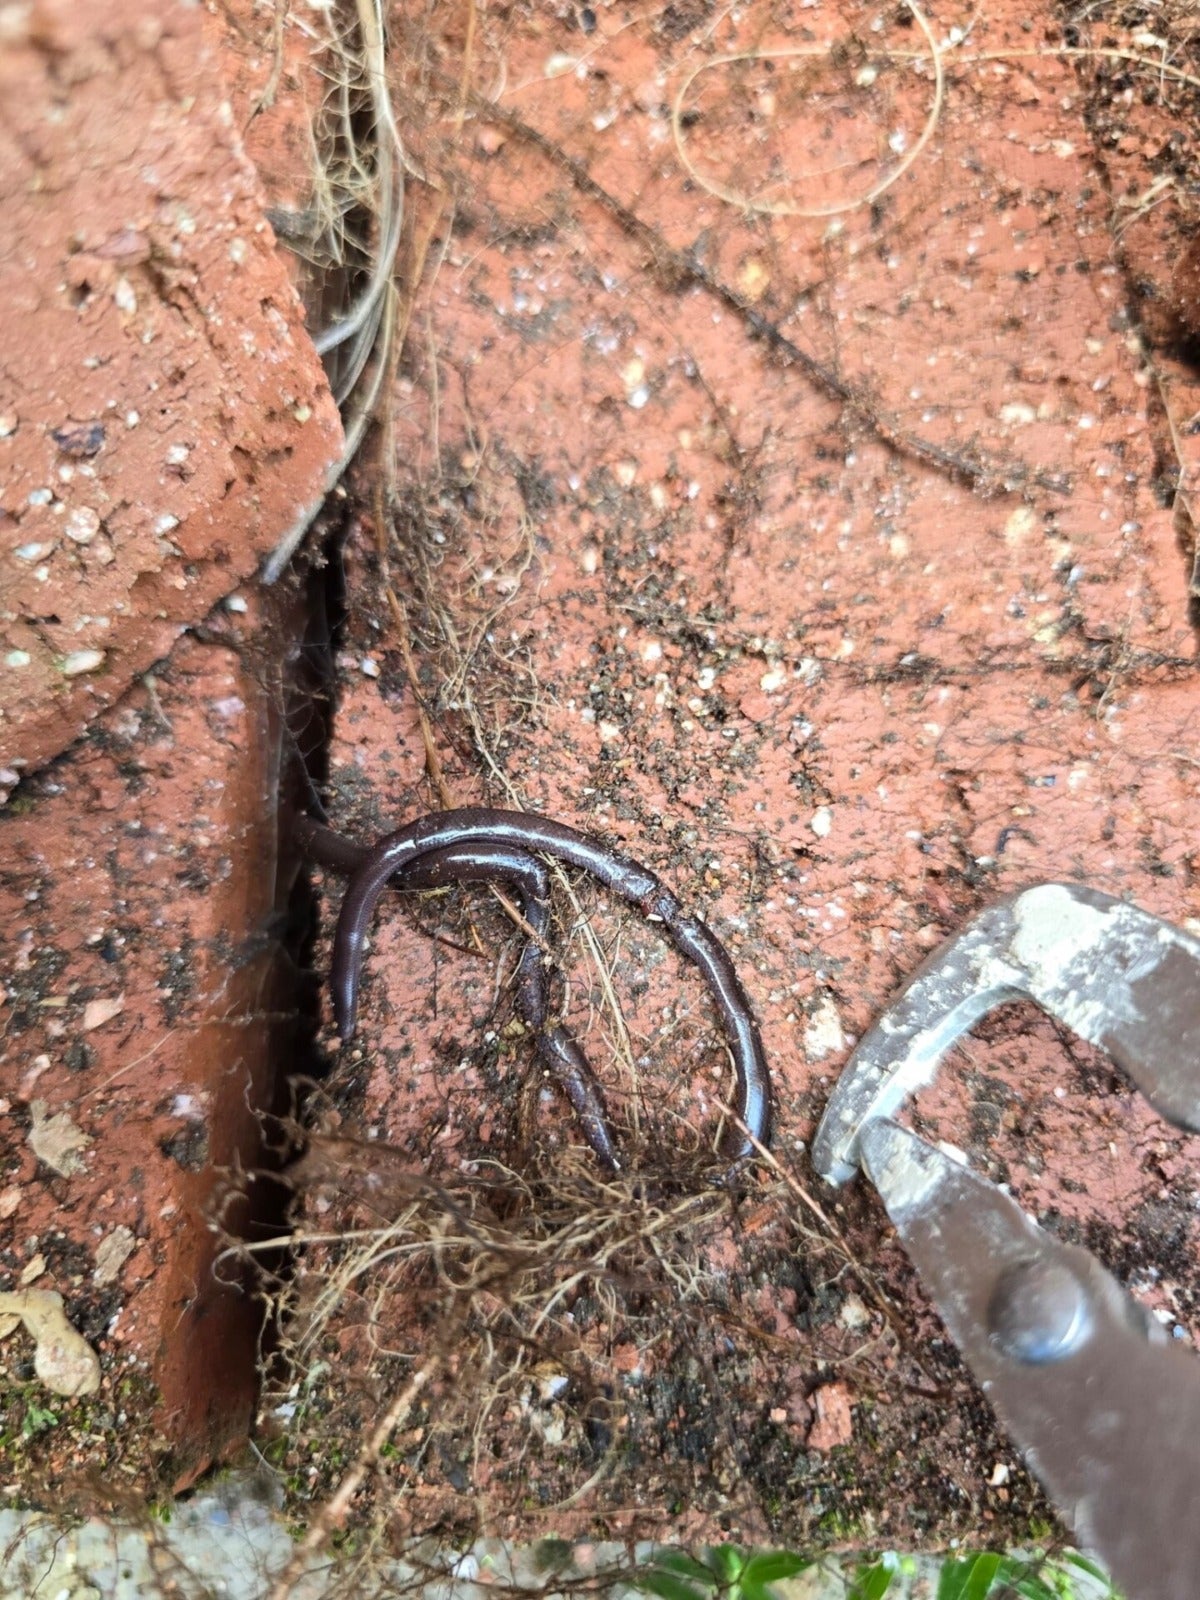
(804, 994), (846, 1061)
(62, 649), (105, 677)
(64, 506), (101, 544)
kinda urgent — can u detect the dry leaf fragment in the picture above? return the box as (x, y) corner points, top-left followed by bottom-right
(0, 1289), (101, 1396)
(28, 1099), (91, 1176)
(19, 1253), (46, 1286)
(92, 1226), (136, 1286)
(82, 994), (124, 1031)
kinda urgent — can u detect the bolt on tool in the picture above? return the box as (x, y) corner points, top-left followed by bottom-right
(813, 883), (1200, 1600)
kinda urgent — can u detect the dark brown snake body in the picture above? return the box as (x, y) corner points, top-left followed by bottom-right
(295, 807), (771, 1174)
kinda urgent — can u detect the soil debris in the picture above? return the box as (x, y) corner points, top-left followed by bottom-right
(807, 1383), (855, 1454)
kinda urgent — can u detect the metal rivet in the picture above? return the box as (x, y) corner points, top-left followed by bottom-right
(987, 1258), (1093, 1365)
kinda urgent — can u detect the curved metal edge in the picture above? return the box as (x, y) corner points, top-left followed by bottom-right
(813, 883), (1200, 1185)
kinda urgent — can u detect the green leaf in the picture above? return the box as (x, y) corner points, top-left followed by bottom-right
(991, 1553), (1081, 1600)
(740, 1551), (813, 1586)
(741, 1582), (804, 1600)
(1006, 1567), (1057, 1599)
(707, 1546), (747, 1585)
(1061, 1551), (1114, 1584)
(21, 1404), (58, 1438)
(632, 1570), (709, 1600)
(653, 1551), (723, 1585)
(1003, 1574), (1057, 1600)
(850, 1558), (896, 1600)
(937, 1553), (1006, 1600)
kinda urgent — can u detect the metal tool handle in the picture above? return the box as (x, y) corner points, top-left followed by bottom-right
(809, 883), (1200, 1599)
(862, 1119), (1200, 1600)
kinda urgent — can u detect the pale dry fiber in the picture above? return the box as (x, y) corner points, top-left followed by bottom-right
(256, 0), (407, 581)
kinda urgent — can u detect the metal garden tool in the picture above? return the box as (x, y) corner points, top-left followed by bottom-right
(811, 883), (1200, 1600)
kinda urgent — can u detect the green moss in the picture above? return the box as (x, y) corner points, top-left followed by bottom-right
(0, 1366), (166, 1507)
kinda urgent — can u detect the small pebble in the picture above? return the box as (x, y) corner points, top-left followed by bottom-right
(807, 1381), (854, 1451)
(64, 506), (101, 544)
(51, 421), (105, 457)
(62, 649), (106, 677)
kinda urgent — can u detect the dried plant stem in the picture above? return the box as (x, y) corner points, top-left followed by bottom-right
(264, 0), (408, 580)
(671, 0), (945, 219)
(267, 1357), (439, 1600)
(314, 0), (404, 368)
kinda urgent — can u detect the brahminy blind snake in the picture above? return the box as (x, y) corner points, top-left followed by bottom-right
(295, 808), (771, 1171)
(297, 814), (620, 1169)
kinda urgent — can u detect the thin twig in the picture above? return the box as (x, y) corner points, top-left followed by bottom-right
(671, 0), (945, 220)
(267, 1357), (438, 1600)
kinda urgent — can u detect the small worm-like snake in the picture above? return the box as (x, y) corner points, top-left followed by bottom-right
(295, 808), (771, 1171)
(297, 814), (619, 1167)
